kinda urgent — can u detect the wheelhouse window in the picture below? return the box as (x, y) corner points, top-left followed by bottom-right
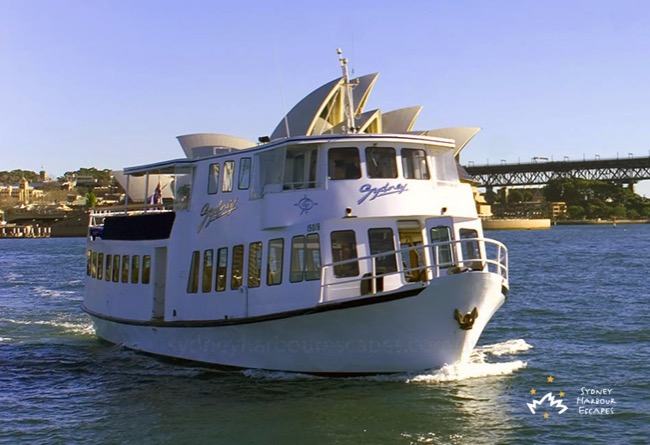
(202, 250), (214, 293)
(283, 145), (318, 189)
(238, 157), (252, 190)
(267, 238), (284, 286)
(331, 230), (359, 278)
(222, 161), (235, 192)
(430, 226), (454, 267)
(187, 251), (200, 293)
(328, 147), (361, 180)
(216, 248), (228, 292)
(368, 228), (397, 273)
(402, 148), (430, 179)
(231, 245), (244, 290)
(208, 163), (220, 194)
(365, 147), (397, 178)
(248, 242), (262, 288)
(431, 148), (460, 185)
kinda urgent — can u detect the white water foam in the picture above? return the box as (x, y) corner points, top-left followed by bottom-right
(240, 339), (532, 382)
(3, 318), (96, 336)
(404, 339), (532, 384)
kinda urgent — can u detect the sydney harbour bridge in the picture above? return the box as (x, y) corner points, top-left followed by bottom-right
(463, 155), (650, 191)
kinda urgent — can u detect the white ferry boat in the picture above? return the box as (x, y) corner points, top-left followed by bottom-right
(83, 51), (508, 374)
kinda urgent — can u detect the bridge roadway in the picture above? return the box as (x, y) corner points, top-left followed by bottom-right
(463, 156), (650, 188)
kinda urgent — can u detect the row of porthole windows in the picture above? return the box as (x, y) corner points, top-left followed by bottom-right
(86, 250), (152, 284)
(187, 234), (322, 294)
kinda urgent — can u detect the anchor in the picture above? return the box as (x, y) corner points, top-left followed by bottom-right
(454, 307), (479, 330)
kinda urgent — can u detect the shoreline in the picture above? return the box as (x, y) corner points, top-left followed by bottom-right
(554, 219), (650, 225)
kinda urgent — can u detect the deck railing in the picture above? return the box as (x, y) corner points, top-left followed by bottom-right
(319, 237), (508, 303)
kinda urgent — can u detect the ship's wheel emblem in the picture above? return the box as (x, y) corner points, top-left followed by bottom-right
(295, 195), (318, 215)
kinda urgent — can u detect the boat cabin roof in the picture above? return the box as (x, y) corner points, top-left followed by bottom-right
(123, 133), (456, 177)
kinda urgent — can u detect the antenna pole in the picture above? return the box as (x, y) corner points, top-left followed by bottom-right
(337, 48), (356, 133)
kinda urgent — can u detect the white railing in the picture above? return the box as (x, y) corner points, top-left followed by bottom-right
(89, 204), (174, 226)
(319, 237), (508, 304)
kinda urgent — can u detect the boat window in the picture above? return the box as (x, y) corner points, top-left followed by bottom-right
(216, 248), (228, 291)
(267, 238), (284, 286)
(231, 245), (244, 290)
(253, 147), (285, 198)
(173, 166), (194, 211)
(248, 242), (262, 288)
(430, 226), (454, 267)
(368, 228), (398, 273)
(187, 251), (200, 293)
(366, 147), (397, 178)
(91, 251), (98, 278)
(305, 233), (321, 281)
(459, 228), (481, 269)
(142, 255), (151, 284)
(208, 163), (220, 194)
(328, 147), (361, 180)
(290, 236), (305, 282)
(202, 250), (214, 293)
(283, 145), (319, 190)
(105, 254), (112, 281)
(97, 253), (104, 280)
(402, 148), (430, 179)
(86, 250), (92, 276)
(238, 157), (252, 190)
(222, 161), (235, 192)
(331, 230), (359, 278)
(131, 255), (140, 284)
(430, 148), (460, 185)
(121, 255), (130, 283)
(112, 255), (120, 282)
(290, 234), (321, 282)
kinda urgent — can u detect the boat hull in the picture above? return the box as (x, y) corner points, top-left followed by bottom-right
(85, 271), (506, 374)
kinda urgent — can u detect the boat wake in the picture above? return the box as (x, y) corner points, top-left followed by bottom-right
(2, 317), (96, 337)
(404, 339), (531, 384)
(240, 339), (532, 381)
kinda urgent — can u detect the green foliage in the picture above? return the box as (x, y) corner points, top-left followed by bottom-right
(63, 167), (114, 185)
(507, 189), (524, 203)
(85, 192), (98, 208)
(0, 170), (41, 184)
(544, 178), (650, 220)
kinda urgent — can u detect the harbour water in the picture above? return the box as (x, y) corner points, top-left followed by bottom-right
(1, 225), (648, 444)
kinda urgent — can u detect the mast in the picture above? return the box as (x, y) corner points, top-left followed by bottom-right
(337, 48), (357, 133)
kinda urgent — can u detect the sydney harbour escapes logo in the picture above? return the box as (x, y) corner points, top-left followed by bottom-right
(527, 376), (568, 419)
(526, 376), (617, 418)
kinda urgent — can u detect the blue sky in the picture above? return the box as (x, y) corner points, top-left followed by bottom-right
(2, 1), (649, 195)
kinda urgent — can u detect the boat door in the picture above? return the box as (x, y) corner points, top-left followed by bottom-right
(152, 247), (167, 320)
(397, 220), (426, 282)
(425, 217), (456, 275)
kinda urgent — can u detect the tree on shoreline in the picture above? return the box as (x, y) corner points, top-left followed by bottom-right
(544, 178), (650, 220)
